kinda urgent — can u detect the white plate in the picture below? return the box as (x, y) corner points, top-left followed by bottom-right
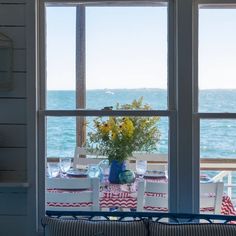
(144, 170), (166, 178)
(66, 169), (88, 177)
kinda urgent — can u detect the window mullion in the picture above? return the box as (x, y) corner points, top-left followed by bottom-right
(168, 0), (178, 213)
(176, 0), (197, 213)
(76, 5), (86, 147)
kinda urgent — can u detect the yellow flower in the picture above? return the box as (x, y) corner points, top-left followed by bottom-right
(111, 131), (117, 140)
(121, 118), (134, 138)
(100, 123), (110, 134)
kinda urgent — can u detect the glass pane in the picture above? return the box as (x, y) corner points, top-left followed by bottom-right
(199, 7), (236, 112)
(46, 115), (169, 212)
(86, 6), (168, 110)
(46, 117), (76, 157)
(46, 6), (76, 110)
(200, 120), (236, 158)
(200, 119), (236, 213)
(46, 116), (168, 158)
(45, 4), (167, 111)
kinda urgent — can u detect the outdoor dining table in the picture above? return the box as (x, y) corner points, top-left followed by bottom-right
(46, 174), (236, 216)
(100, 176), (236, 215)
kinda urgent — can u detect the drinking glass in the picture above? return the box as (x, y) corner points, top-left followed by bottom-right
(164, 165), (168, 179)
(47, 162), (60, 178)
(88, 164), (101, 178)
(136, 160), (147, 178)
(99, 160), (110, 176)
(59, 157), (71, 173)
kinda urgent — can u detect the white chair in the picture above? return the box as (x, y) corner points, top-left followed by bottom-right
(200, 182), (224, 214)
(137, 180), (168, 212)
(46, 177), (100, 211)
(73, 147), (87, 168)
(127, 161), (167, 173)
(73, 147), (106, 169)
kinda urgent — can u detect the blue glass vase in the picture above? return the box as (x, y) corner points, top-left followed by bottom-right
(109, 160), (126, 184)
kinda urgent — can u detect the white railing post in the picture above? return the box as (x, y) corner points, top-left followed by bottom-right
(228, 171), (232, 199)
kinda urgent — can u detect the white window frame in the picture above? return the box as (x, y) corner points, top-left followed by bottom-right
(37, 1), (178, 229)
(34, 0), (236, 233)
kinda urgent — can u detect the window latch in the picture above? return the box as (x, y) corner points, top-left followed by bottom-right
(102, 106), (113, 110)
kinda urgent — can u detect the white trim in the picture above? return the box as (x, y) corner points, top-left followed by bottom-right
(26, 0), (38, 235)
(38, 0), (171, 227)
(193, 0), (236, 213)
(167, 0), (177, 213)
(31, 0), (236, 234)
(192, 0), (200, 213)
(37, 0), (46, 234)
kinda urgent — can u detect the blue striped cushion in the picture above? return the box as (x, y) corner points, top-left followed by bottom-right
(42, 216), (148, 236)
(149, 221), (236, 236)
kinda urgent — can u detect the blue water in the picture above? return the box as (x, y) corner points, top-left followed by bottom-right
(46, 89), (236, 159)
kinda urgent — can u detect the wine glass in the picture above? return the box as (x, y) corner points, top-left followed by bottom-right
(136, 160), (147, 178)
(59, 157), (72, 174)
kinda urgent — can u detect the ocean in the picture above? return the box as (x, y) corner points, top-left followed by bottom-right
(46, 89), (236, 160)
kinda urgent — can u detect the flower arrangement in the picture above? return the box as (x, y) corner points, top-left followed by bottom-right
(87, 97), (161, 163)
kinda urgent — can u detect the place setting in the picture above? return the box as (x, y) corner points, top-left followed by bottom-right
(135, 160), (166, 180)
(47, 157), (89, 178)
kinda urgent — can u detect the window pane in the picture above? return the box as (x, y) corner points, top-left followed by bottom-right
(200, 119), (236, 212)
(86, 6), (168, 110)
(46, 116), (168, 158)
(199, 7), (236, 112)
(46, 6), (76, 110)
(46, 5), (167, 110)
(46, 117), (76, 157)
(46, 115), (169, 212)
(200, 120), (236, 158)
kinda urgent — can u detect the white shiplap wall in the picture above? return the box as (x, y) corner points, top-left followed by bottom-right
(0, 0), (29, 235)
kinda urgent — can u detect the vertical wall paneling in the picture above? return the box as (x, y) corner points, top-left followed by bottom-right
(0, 125), (27, 147)
(0, 216), (27, 235)
(0, 99), (26, 123)
(0, 27), (25, 49)
(0, 148), (27, 171)
(13, 49), (26, 71)
(0, 73), (26, 98)
(0, 1), (28, 235)
(0, 4), (25, 26)
(0, 188), (27, 215)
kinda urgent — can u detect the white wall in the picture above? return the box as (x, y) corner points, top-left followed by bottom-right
(0, 0), (36, 235)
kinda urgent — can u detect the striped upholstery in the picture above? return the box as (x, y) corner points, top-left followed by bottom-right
(42, 216), (148, 236)
(149, 221), (236, 236)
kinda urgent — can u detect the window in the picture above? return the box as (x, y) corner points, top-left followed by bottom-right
(36, 0), (236, 231)
(197, 4), (236, 209)
(44, 3), (169, 152)
(39, 0), (173, 221)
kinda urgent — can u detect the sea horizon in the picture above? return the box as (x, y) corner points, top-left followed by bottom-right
(46, 89), (236, 161)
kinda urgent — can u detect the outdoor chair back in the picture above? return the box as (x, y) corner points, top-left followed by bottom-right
(137, 180), (168, 212)
(46, 177), (100, 211)
(200, 182), (224, 214)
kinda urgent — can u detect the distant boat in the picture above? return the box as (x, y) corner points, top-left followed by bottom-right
(105, 90), (114, 95)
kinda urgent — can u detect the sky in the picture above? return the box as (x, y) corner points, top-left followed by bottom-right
(46, 5), (236, 90)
